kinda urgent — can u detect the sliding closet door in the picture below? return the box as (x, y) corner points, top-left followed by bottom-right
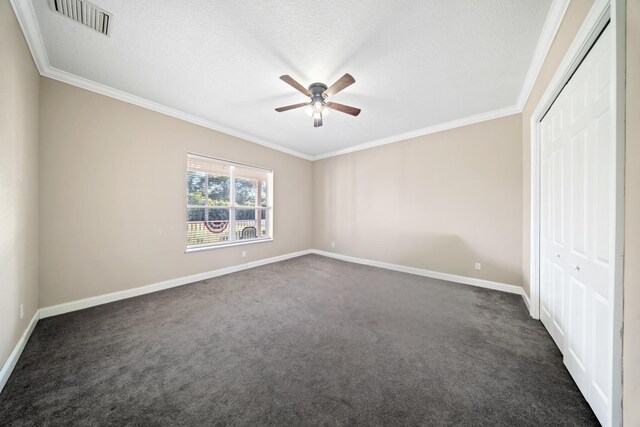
(539, 25), (613, 426)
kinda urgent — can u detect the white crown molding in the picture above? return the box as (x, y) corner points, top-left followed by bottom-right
(0, 310), (40, 394)
(9, 0), (313, 161)
(515, 0), (571, 111)
(310, 0), (571, 162)
(42, 66), (315, 160)
(11, 0), (569, 162)
(311, 105), (521, 161)
(9, 0), (49, 73)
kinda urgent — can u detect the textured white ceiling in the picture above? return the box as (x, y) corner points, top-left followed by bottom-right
(29, 0), (554, 157)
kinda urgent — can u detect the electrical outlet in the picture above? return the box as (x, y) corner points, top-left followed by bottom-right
(331, 241), (335, 249)
(241, 250), (246, 258)
(20, 304), (24, 319)
(474, 262), (481, 271)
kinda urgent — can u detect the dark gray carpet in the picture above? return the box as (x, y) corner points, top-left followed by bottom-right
(0, 254), (598, 426)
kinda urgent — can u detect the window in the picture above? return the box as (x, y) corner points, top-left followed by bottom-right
(186, 153), (273, 251)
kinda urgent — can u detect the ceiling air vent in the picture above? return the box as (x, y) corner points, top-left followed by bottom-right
(49, 0), (111, 36)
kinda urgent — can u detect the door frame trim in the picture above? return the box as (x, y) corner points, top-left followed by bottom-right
(528, 0), (625, 425)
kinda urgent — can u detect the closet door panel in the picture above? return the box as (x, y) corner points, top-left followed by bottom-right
(539, 25), (613, 427)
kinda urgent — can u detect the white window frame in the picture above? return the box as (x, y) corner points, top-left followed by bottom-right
(186, 153), (273, 252)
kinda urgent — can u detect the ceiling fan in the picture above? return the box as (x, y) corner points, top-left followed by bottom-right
(275, 73), (361, 128)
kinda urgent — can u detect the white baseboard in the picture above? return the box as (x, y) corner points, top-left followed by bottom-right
(1, 249), (533, 394)
(39, 247), (531, 321)
(39, 249), (312, 319)
(310, 250), (533, 312)
(521, 289), (531, 312)
(310, 249), (525, 296)
(0, 311), (40, 393)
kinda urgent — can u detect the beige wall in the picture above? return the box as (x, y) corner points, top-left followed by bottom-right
(624, 0), (639, 424)
(0, 1), (40, 370)
(521, 0), (595, 297)
(38, 78), (312, 307)
(313, 114), (523, 286)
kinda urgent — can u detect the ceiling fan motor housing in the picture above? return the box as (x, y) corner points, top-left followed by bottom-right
(309, 82), (328, 100)
(308, 83), (327, 108)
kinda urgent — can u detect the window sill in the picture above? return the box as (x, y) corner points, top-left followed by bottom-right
(185, 238), (274, 253)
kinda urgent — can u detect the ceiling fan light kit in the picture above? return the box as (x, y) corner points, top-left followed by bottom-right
(275, 73), (361, 128)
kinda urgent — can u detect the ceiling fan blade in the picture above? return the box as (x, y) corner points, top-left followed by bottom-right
(279, 75), (310, 96)
(326, 102), (361, 116)
(323, 73), (355, 98)
(275, 102), (308, 112)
